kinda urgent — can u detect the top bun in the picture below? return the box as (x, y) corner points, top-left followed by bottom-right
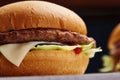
(0, 1), (87, 35)
(108, 23), (120, 49)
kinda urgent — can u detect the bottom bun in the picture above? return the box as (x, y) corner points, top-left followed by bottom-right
(0, 50), (89, 76)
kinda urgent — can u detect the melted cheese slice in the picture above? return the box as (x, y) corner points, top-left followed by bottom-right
(0, 42), (40, 66)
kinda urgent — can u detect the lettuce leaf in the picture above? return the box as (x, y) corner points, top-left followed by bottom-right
(32, 42), (102, 58)
(32, 45), (81, 50)
(81, 42), (102, 58)
(99, 55), (114, 72)
(100, 55), (120, 72)
(83, 47), (102, 58)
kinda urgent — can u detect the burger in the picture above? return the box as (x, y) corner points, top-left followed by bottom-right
(100, 23), (120, 72)
(0, 1), (102, 76)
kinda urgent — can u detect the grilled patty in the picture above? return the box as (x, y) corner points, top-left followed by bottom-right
(0, 29), (95, 46)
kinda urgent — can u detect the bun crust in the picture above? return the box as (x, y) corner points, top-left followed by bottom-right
(0, 50), (89, 76)
(108, 23), (120, 49)
(0, 1), (87, 35)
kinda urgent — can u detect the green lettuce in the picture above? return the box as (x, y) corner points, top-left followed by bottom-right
(81, 42), (102, 58)
(32, 45), (80, 50)
(32, 42), (102, 58)
(82, 47), (102, 58)
(99, 55), (114, 72)
(100, 55), (120, 72)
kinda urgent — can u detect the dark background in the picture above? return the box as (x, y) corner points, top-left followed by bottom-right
(0, 0), (120, 73)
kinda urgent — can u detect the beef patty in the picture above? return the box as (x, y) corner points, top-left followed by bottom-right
(0, 29), (95, 46)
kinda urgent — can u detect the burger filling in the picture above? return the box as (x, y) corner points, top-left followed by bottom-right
(100, 40), (120, 72)
(0, 29), (102, 66)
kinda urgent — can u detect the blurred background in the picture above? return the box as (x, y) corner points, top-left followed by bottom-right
(0, 0), (120, 73)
